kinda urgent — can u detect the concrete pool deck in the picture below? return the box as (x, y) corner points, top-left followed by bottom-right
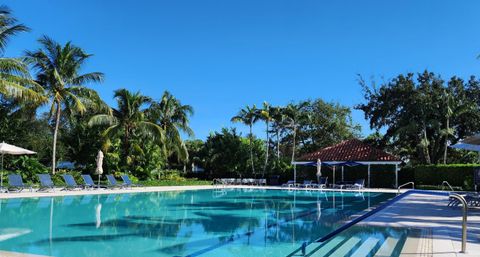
(360, 192), (480, 256)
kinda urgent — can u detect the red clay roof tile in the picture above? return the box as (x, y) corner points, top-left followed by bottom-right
(299, 139), (400, 162)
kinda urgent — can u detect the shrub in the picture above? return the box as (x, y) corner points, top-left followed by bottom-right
(402, 164), (480, 191)
(10, 156), (49, 183)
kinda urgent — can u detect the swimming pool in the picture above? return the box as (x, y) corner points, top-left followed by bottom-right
(0, 189), (395, 257)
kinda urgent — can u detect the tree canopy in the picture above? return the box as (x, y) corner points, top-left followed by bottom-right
(357, 71), (480, 164)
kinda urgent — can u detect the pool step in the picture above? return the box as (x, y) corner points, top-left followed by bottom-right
(328, 237), (362, 256)
(373, 237), (400, 257)
(0, 251), (51, 257)
(351, 237), (379, 257)
(308, 236), (346, 256)
(303, 234), (404, 257)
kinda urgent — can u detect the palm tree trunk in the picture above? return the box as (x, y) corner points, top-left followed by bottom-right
(423, 125), (431, 164)
(443, 117), (450, 164)
(291, 126), (296, 164)
(249, 124), (255, 176)
(263, 120), (269, 178)
(276, 129), (280, 160)
(51, 102), (61, 174)
(123, 128), (130, 168)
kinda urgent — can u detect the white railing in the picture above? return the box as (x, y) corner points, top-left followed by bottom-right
(441, 181), (455, 191)
(449, 193), (468, 253)
(397, 182), (415, 194)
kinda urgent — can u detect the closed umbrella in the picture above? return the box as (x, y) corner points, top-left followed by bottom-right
(0, 142), (36, 189)
(316, 159), (322, 183)
(95, 150), (104, 188)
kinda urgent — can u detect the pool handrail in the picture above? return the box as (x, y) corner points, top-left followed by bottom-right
(397, 181), (415, 194)
(449, 193), (468, 253)
(441, 180), (455, 191)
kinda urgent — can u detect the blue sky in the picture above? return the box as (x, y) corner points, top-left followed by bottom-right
(4, 0), (480, 140)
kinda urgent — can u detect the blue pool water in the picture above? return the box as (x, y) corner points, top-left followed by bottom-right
(0, 189), (396, 257)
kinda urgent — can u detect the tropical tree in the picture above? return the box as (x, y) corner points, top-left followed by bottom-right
(296, 99), (360, 154)
(270, 106), (285, 160)
(231, 105), (259, 175)
(88, 89), (164, 169)
(202, 128), (265, 178)
(0, 6), (43, 103)
(257, 102), (272, 177)
(283, 102), (310, 163)
(149, 91), (194, 167)
(25, 36), (105, 173)
(357, 71), (480, 164)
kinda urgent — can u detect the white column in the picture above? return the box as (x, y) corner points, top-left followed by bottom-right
(367, 164), (371, 188)
(395, 164), (398, 188)
(333, 166), (336, 185)
(341, 166), (344, 181)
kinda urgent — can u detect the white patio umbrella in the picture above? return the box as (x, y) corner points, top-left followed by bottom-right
(0, 142), (36, 188)
(95, 150), (104, 188)
(316, 159), (322, 183)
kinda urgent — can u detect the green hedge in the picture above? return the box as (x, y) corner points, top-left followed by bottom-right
(401, 164), (480, 191)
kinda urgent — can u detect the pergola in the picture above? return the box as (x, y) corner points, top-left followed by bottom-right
(292, 139), (402, 188)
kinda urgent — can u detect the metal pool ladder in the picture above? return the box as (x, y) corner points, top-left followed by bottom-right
(441, 181), (456, 191)
(397, 182), (414, 194)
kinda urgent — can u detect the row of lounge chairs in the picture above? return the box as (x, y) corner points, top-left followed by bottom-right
(214, 178), (267, 186)
(282, 177), (328, 189)
(282, 178), (365, 190)
(6, 174), (140, 193)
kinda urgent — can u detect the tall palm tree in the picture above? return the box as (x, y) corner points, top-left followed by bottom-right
(258, 102), (272, 178)
(149, 91), (194, 166)
(231, 105), (259, 175)
(25, 36), (105, 173)
(283, 102), (310, 163)
(270, 106), (284, 160)
(89, 89), (164, 167)
(0, 6), (43, 102)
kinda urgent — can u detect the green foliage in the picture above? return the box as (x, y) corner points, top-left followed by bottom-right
(149, 91), (194, 164)
(401, 164), (480, 190)
(61, 109), (105, 170)
(149, 169), (183, 181)
(357, 71), (480, 164)
(200, 128), (265, 178)
(9, 156), (48, 183)
(295, 99), (361, 155)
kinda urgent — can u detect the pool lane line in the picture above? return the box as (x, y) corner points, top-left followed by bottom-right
(181, 208), (319, 257)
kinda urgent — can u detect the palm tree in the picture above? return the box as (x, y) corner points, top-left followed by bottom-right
(0, 6), (43, 102)
(270, 106), (284, 160)
(258, 102), (272, 178)
(283, 102), (310, 163)
(25, 36), (105, 173)
(231, 105), (259, 175)
(89, 89), (164, 168)
(149, 91), (194, 167)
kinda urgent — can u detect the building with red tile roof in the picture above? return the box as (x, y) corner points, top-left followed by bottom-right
(294, 139), (402, 188)
(299, 139), (400, 162)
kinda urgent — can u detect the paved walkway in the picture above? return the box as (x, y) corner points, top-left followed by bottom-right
(360, 193), (480, 256)
(0, 185), (402, 199)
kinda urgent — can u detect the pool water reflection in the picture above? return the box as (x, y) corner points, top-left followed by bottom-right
(0, 189), (394, 257)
